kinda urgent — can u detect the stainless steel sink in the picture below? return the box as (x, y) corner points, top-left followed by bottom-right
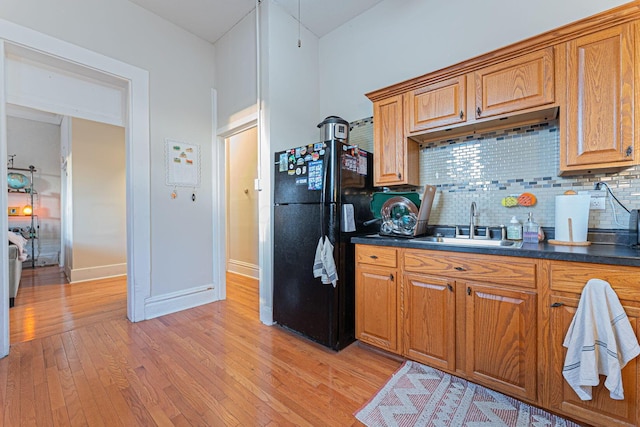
(415, 236), (523, 248)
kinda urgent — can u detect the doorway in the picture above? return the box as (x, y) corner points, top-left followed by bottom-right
(225, 126), (259, 314)
(226, 126), (259, 280)
(1, 26), (151, 356)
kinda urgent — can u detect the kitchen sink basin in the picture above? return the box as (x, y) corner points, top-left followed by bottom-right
(415, 236), (523, 248)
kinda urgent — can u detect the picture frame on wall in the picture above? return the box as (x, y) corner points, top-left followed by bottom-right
(8, 207), (19, 216)
(165, 139), (201, 187)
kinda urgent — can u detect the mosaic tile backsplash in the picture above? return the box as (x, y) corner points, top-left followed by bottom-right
(349, 118), (640, 231)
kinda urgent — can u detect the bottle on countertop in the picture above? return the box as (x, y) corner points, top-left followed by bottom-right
(507, 216), (522, 241)
(523, 212), (540, 244)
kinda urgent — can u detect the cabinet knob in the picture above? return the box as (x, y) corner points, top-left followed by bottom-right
(397, 173), (402, 179)
(447, 284), (454, 292)
(369, 255), (378, 259)
(459, 110), (464, 119)
(389, 274), (394, 281)
(626, 146), (633, 157)
(454, 266), (466, 271)
(467, 287), (471, 296)
(476, 107), (482, 117)
(550, 302), (564, 308)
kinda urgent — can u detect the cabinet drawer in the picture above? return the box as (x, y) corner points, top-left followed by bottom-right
(549, 260), (640, 301)
(356, 245), (397, 268)
(404, 249), (536, 288)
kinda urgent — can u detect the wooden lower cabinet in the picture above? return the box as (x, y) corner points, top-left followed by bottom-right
(548, 294), (640, 427)
(355, 246), (399, 353)
(464, 281), (537, 401)
(355, 245), (640, 425)
(547, 260), (640, 426)
(400, 249), (538, 400)
(402, 273), (456, 371)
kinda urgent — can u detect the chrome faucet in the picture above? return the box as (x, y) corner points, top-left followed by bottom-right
(469, 201), (477, 239)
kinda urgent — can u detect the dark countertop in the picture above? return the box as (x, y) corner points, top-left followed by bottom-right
(351, 234), (640, 267)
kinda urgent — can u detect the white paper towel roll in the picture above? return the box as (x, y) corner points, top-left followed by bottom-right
(555, 195), (590, 242)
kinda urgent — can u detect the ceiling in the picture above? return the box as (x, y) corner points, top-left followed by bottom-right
(128, 0), (384, 44)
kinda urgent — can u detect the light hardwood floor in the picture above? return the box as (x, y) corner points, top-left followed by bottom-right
(2, 269), (401, 426)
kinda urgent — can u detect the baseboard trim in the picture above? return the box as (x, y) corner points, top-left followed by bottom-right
(68, 263), (127, 283)
(144, 284), (218, 320)
(227, 259), (259, 279)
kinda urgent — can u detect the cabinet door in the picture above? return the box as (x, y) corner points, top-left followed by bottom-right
(373, 96), (419, 187)
(465, 282), (537, 401)
(562, 23), (635, 169)
(373, 95), (405, 186)
(355, 263), (399, 353)
(405, 76), (467, 133)
(474, 47), (555, 119)
(548, 294), (639, 427)
(403, 273), (456, 371)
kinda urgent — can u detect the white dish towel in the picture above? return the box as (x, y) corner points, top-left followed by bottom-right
(313, 236), (338, 287)
(562, 278), (640, 400)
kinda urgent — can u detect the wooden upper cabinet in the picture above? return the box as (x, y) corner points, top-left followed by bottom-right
(373, 95), (420, 187)
(405, 76), (467, 133)
(474, 47), (555, 119)
(561, 23), (636, 172)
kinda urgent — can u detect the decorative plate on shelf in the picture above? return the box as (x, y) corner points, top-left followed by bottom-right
(7, 172), (29, 190)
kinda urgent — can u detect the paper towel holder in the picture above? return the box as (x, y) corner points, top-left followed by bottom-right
(548, 194), (592, 246)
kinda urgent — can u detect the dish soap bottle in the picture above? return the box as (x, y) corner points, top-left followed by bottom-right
(507, 216), (522, 241)
(523, 212), (539, 244)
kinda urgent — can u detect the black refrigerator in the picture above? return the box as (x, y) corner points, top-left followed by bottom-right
(273, 131), (377, 350)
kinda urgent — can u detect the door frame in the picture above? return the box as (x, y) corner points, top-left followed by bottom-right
(0, 19), (150, 357)
(215, 107), (274, 326)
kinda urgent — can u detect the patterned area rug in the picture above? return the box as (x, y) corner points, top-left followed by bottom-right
(355, 361), (580, 427)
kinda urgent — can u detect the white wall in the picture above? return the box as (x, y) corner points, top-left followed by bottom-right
(266, 1), (321, 152)
(318, 0), (630, 121)
(0, 0), (216, 297)
(70, 118), (126, 281)
(7, 116), (61, 266)
(214, 10), (258, 128)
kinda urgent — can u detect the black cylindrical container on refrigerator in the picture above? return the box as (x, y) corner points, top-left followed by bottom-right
(272, 116), (377, 350)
